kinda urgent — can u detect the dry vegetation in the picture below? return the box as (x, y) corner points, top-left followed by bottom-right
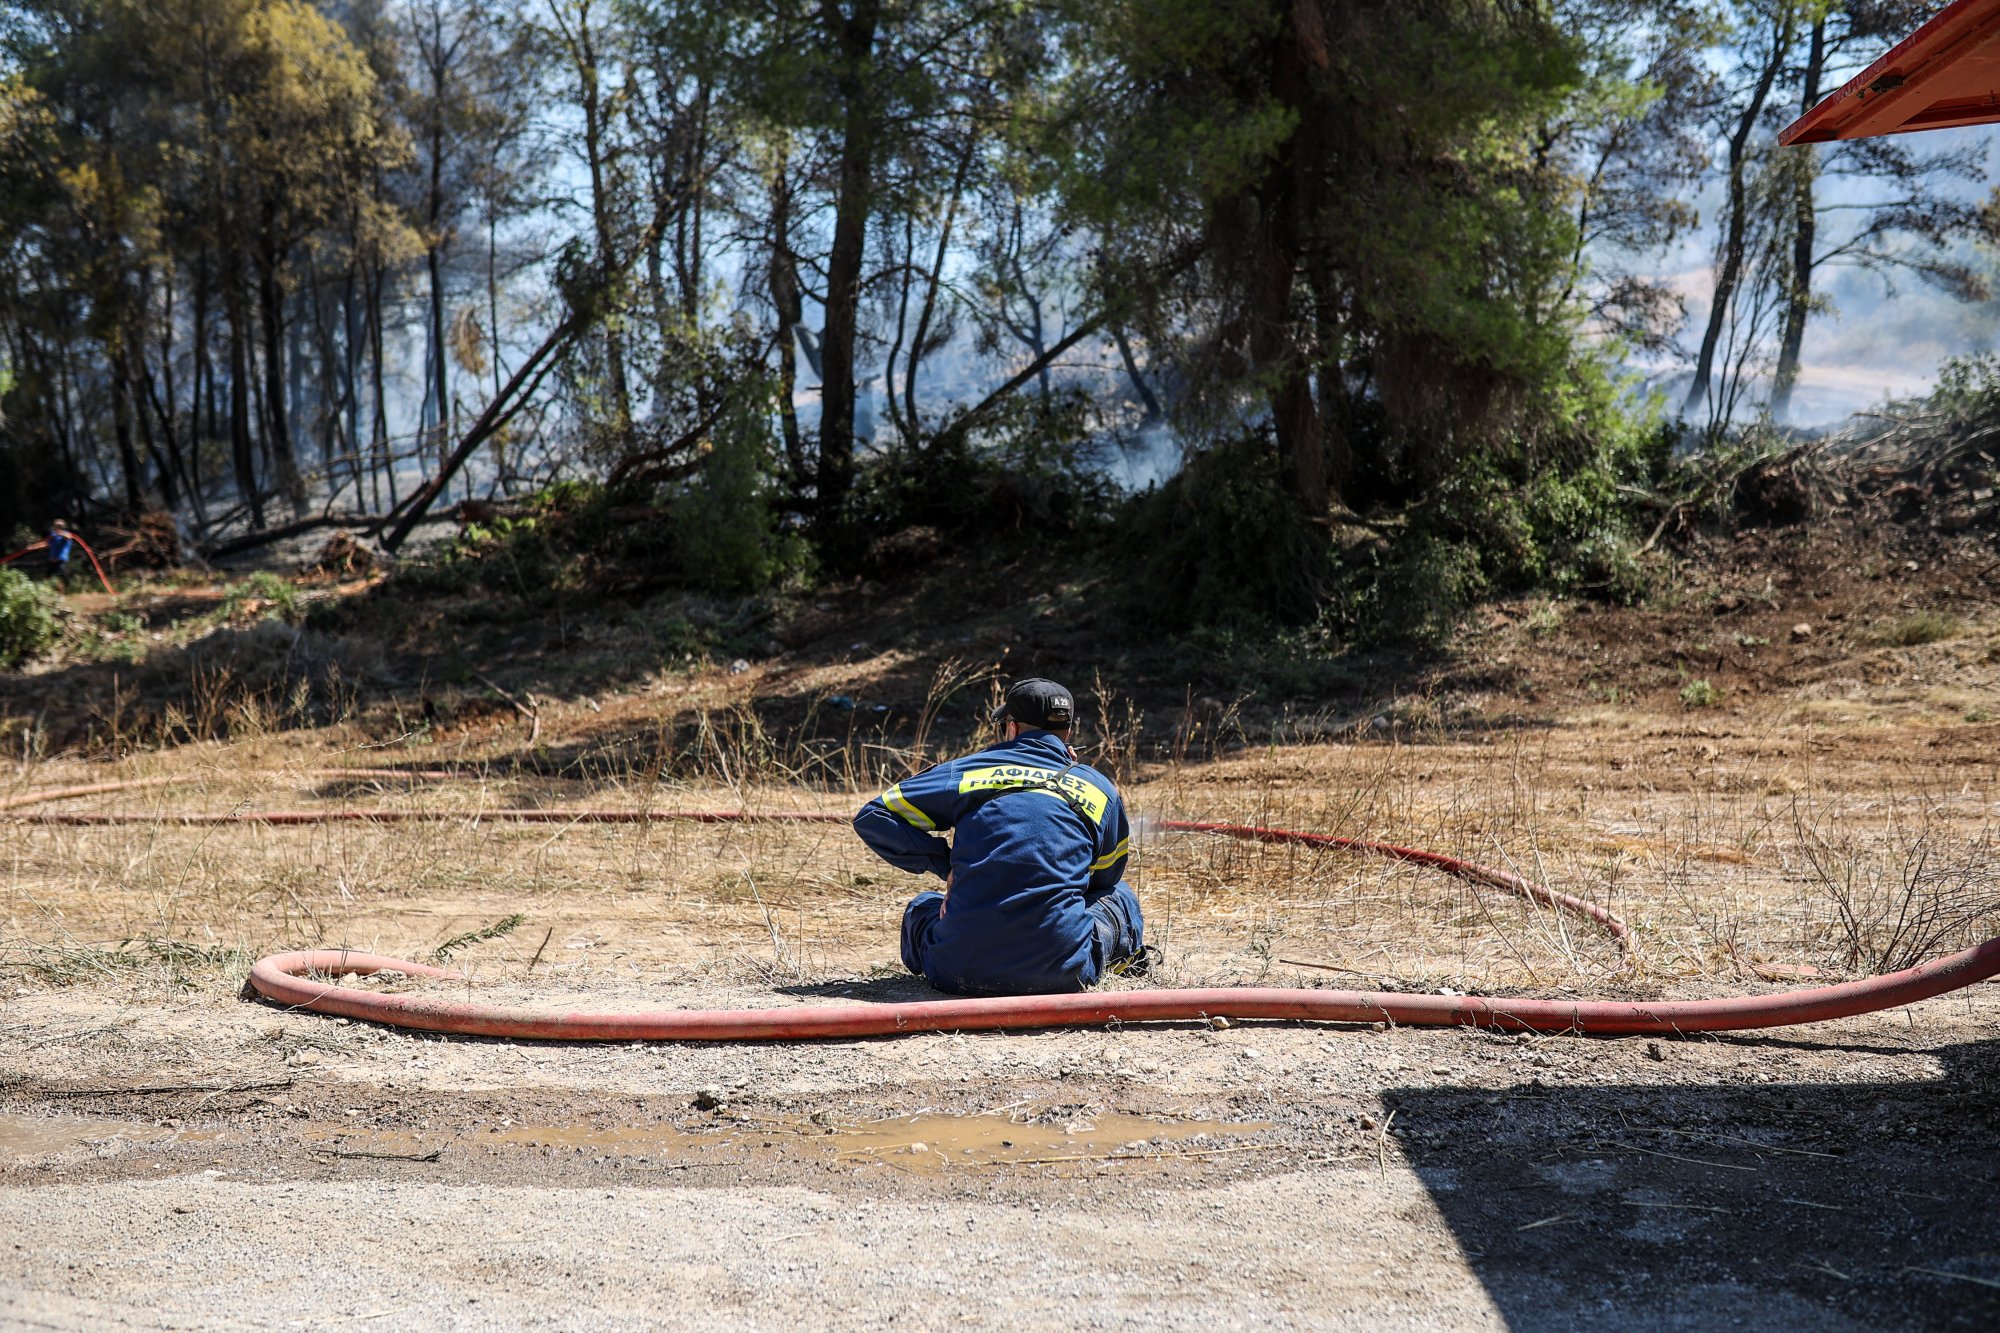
(4, 704), (1996, 1006)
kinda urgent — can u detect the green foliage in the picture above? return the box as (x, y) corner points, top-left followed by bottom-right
(646, 613), (706, 662)
(1122, 433), (1331, 632)
(395, 485), (603, 601)
(221, 571), (300, 624)
(1320, 364), (1663, 645)
(1927, 354), (2000, 429)
(1332, 532), (1490, 648)
(392, 399), (809, 603)
(1162, 622), (1366, 701)
(672, 383), (801, 594)
(1869, 612), (1963, 648)
(850, 389), (1118, 549)
(1680, 678), (1718, 708)
(1122, 364), (1661, 645)
(0, 566), (61, 668)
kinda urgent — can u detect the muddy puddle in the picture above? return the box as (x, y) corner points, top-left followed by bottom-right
(803, 1108), (1266, 1170)
(308, 1106), (1269, 1174)
(0, 1111), (178, 1164)
(0, 1104), (1267, 1177)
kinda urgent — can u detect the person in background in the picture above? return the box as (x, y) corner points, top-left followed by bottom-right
(853, 677), (1150, 995)
(44, 519), (75, 592)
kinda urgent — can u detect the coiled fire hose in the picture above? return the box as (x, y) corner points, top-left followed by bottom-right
(12, 771), (2000, 1039)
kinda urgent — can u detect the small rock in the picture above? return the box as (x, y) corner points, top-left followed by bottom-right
(691, 1088), (725, 1111)
(1208, 1015), (1234, 1030)
(1903, 560), (1920, 573)
(1714, 592), (1741, 612)
(1357, 1113), (1378, 1131)
(1790, 622), (1812, 642)
(728, 658), (750, 675)
(1240, 1048), (1263, 1061)
(1646, 1040), (1666, 1061)
(1369, 714), (1391, 734)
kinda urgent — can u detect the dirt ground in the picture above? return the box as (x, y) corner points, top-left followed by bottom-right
(4, 517), (2000, 1329)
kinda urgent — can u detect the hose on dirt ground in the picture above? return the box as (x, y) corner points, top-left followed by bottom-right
(249, 939), (2000, 1039)
(20, 771), (2000, 1039)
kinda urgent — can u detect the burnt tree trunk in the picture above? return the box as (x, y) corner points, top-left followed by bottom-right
(107, 340), (144, 511)
(1250, 2), (1328, 519)
(767, 146), (808, 489)
(815, 0), (882, 543)
(1770, 16), (1825, 424)
(258, 236), (305, 514)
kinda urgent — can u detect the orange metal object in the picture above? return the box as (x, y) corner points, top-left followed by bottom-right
(1782, 0), (2000, 144)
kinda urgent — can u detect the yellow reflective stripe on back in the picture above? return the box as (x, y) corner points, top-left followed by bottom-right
(882, 783), (936, 830)
(1089, 836), (1131, 872)
(955, 765), (1110, 825)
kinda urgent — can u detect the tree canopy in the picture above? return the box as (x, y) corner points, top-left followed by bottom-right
(0, 1), (1985, 628)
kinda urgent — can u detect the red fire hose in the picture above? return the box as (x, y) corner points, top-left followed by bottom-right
(249, 936), (2000, 1039)
(18, 773), (1997, 1039)
(1, 534), (117, 595)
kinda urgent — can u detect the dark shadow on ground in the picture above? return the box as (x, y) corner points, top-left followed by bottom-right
(1382, 1037), (2000, 1330)
(5, 539), (1491, 768)
(773, 976), (948, 1003)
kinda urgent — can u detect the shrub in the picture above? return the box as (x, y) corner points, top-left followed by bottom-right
(1122, 432), (1332, 631)
(1869, 611), (1962, 648)
(1680, 678), (1718, 708)
(221, 571), (300, 623)
(849, 388), (1118, 554)
(0, 567), (61, 668)
(1315, 359), (1662, 645)
(673, 384), (800, 594)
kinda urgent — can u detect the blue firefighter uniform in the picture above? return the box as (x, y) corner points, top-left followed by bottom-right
(853, 728), (1142, 995)
(45, 526), (74, 589)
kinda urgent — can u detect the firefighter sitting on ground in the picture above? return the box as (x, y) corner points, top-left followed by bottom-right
(854, 677), (1148, 996)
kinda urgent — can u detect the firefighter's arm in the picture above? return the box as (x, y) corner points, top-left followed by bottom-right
(852, 768), (955, 879)
(1087, 797), (1131, 890)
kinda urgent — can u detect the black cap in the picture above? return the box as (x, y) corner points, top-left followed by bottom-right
(992, 678), (1075, 730)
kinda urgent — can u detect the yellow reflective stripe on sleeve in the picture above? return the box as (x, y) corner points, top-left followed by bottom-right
(881, 783), (936, 830)
(1089, 837), (1130, 872)
(955, 765), (1110, 824)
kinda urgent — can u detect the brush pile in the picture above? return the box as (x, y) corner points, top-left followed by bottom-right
(98, 510), (183, 569)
